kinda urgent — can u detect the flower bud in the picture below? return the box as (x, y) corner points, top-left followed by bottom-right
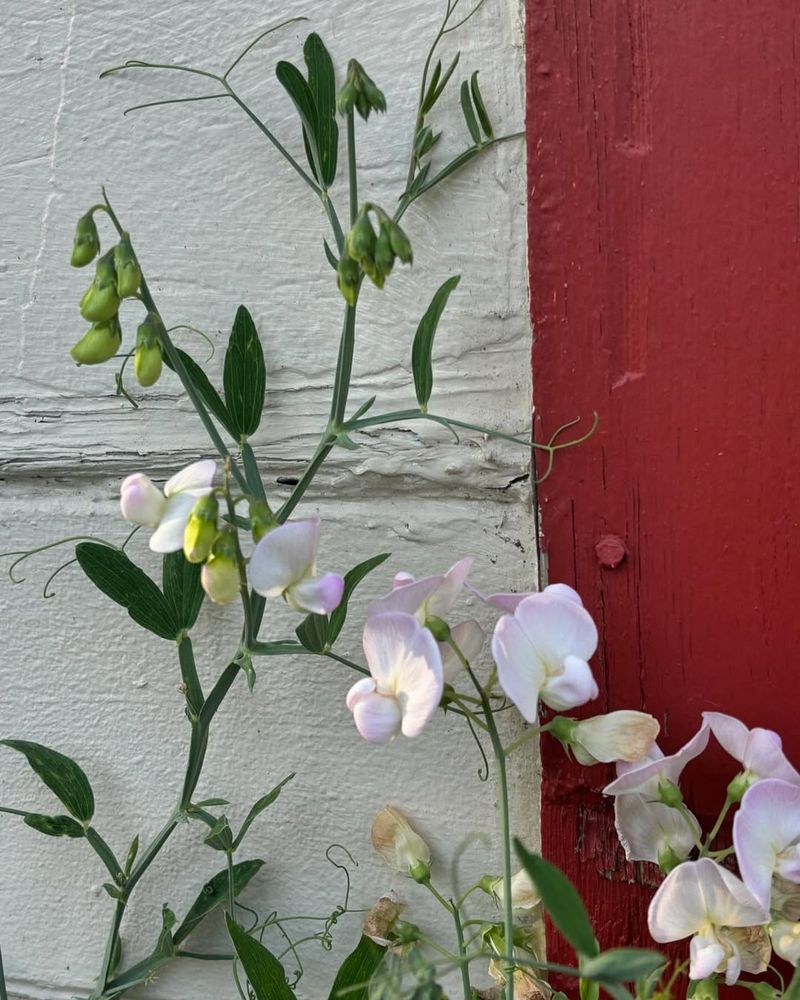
(120, 472), (165, 527)
(373, 224), (395, 286)
(79, 251), (120, 323)
(183, 493), (219, 563)
(248, 498), (276, 543)
(200, 529), (241, 605)
(337, 60), (386, 121)
(113, 233), (141, 298)
(336, 254), (360, 306)
(134, 313), (164, 387)
(388, 220), (413, 264)
(70, 213), (100, 268)
(493, 869), (540, 910)
(726, 771), (751, 803)
(371, 806), (431, 878)
(70, 316), (122, 365)
(564, 711), (660, 766)
(656, 776), (684, 808)
(345, 211), (377, 267)
(657, 842), (684, 874)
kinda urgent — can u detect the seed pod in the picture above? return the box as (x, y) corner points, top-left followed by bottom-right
(113, 233), (141, 298)
(70, 317), (122, 365)
(79, 251), (120, 323)
(70, 213), (100, 268)
(336, 254), (360, 306)
(183, 493), (219, 564)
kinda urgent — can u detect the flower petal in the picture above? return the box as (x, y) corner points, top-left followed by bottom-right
(492, 613), (546, 723)
(704, 712), (800, 784)
(614, 793), (699, 863)
(734, 778), (800, 911)
(440, 619), (485, 683)
(426, 557), (472, 618)
(352, 691), (403, 744)
(770, 920), (800, 964)
(573, 711), (660, 765)
(368, 575), (444, 620)
(514, 593), (598, 672)
(541, 654), (598, 711)
(346, 676), (377, 710)
(149, 493), (197, 553)
(249, 519), (321, 597)
(164, 459), (217, 496)
(467, 581), (584, 614)
(689, 934), (726, 982)
(604, 723), (710, 796)
(120, 473), (165, 527)
(286, 572), (345, 615)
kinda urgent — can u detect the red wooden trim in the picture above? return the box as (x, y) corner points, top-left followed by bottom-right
(526, 0), (800, 976)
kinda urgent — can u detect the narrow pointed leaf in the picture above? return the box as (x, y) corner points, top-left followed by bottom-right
(424, 52), (460, 113)
(75, 542), (178, 640)
(163, 348), (234, 436)
(421, 60), (443, 115)
(233, 774), (294, 849)
(323, 238), (339, 270)
(223, 305), (266, 438)
(470, 71), (493, 138)
(328, 934), (386, 1000)
(459, 79), (482, 145)
(580, 949), (666, 984)
(173, 858), (265, 945)
(1, 740), (94, 822)
(226, 914), (295, 1000)
(23, 813), (85, 838)
(162, 552), (204, 631)
(411, 275), (460, 409)
(514, 840), (599, 958)
(304, 33), (338, 187)
(276, 59), (321, 183)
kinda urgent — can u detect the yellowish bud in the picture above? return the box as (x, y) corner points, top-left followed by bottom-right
(183, 494), (219, 563)
(70, 317), (122, 365)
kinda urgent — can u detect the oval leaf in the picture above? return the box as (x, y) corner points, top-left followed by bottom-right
(162, 552), (204, 632)
(75, 542), (178, 641)
(276, 59), (322, 183)
(304, 33), (338, 187)
(173, 859), (265, 945)
(226, 914), (295, 1000)
(2, 739), (94, 822)
(223, 305), (266, 439)
(328, 935), (386, 1000)
(23, 813), (85, 838)
(514, 840), (599, 958)
(411, 276), (460, 410)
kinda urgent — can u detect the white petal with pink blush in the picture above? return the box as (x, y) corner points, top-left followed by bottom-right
(703, 712), (800, 786)
(733, 778), (800, 912)
(367, 558), (472, 623)
(120, 459), (217, 554)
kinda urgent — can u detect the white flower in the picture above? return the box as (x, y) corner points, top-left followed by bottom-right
(491, 591), (599, 722)
(367, 557), (472, 623)
(439, 619), (485, 683)
(648, 858), (770, 984)
(770, 919), (800, 964)
(248, 517), (344, 615)
(120, 460), (217, 553)
(614, 792), (700, 865)
(371, 806), (431, 876)
(494, 869), (540, 910)
(469, 580), (583, 614)
(604, 724), (710, 796)
(346, 612), (444, 743)
(703, 712), (800, 787)
(570, 711), (660, 765)
(733, 778), (800, 912)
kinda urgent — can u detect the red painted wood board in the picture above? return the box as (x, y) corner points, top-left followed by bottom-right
(525, 0), (800, 982)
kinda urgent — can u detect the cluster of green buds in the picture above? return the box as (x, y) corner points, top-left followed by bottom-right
(337, 204), (413, 303)
(336, 59), (386, 121)
(69, 212), (163, 388)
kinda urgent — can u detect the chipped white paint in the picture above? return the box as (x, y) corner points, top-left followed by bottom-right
(0, 2), (533, 998)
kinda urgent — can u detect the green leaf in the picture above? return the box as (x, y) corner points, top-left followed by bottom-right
(581, 949), (666, 984)
(226, 914), (295, 1000)
(233, 773), (294, 849)
(470, 71), (493, 138)
(411, 276), (461, 410)
(75, 542), (178, 641)
(421, 52), (460, 114)
(2, 739), (94, 822)
(328, 934), (386, 1000)
(785, 967), (800, 1000)
(23, 813), (85, 838)
(459, 79), (482, 145)
(173, 858), (265, 945)
(163, 347), (234, 437)
(276, 59), (322, 183)
(162, 552), (204, 632)
(304, 33), (338, 187)
(421, 60), (442, 115)
(323, 238), (339, 270)
(514, 840), (599, 958)
(296, 552), (391, 653)
(203, 815), (233, 852)
(223, 305), (266, 439)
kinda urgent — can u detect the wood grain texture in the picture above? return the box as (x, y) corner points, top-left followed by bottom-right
(526, 0), (800, 975)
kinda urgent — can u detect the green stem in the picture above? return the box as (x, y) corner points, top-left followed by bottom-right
(347, 111), (358, 227)
(700, 795), (734, 856)
(85, 827), (123, 882)
(329, 305), (358, 428)
(177, 635), (204, 721)
(226, 850), (235, 915)
(504, 723), (546, 757)
(452, 902), (472, 1000)
(324, 650), (370, 676)
(177, 950), (236, 961)
(674, 802), (705, 855)
(0, 946), (6, 1000)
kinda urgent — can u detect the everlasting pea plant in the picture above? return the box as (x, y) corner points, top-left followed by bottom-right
(2, 5), (799, 1000)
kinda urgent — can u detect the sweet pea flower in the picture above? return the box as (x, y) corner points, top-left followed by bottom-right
(248, 518), (344, 615)
(770, 919), (800, 965)
(490, 591), (599, 722)
(733, 779), (800, 912)
(491, 868), (540, 911)
(562, 710), (660, 766)
(648, 858), (770, 984)
(346, 612), (444, 743)
(469, 580), (583, 614)
(703, 713), (800, 789)
(614, 792), (701, 866)
(120, 460), (217, 553)
(604, 724), (710, 797)
(439, 619), (484, 683)
(371, 806), (431, 881)
(367, 557), (472, 623)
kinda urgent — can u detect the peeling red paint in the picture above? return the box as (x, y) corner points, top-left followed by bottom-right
(526, 0), (800, 986)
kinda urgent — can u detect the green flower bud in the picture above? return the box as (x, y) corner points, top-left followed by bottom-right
(656, 842), (684, 874)
(113, 233), (141, 298)
(345, 210), (377, 266)
(424, 616), (450, 643)
(336, 79), (358, 117)
(79, 251), (120, 323)
(70, 316), (122, 365)
(548, 714), (579, 747)
(249, 498), (276, 543)
(409, 858), (431, 884)
(388, 220), (413, 264)
(392, 920), (422, 945)
(656, 776), (684, 808)
(133, 312), (164, 387)
(183, 494), (219, 564)
(201, 529), (241, 605)
(336, 254), (360, 306)
(373, 225), (395, 284)
(70, 213), (100, 268)
(337, 60), (386, 121)
(726, 770), (752, 803)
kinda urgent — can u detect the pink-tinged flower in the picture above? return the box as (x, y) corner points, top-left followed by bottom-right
(120, 460), (217, 553)
(367, 558), (472, 623)
(770, 920), (800, 964)
(569, 711), (660, 766)
(249, 518), (344, 615)
(603, 724), (710, 796)
(614, 792), (701, 865)
(703, 713), (800, 787)
(346, 612), (444, 744)
(490, 591), (599, 722)
(440, 619), (484, 683)
(648, 858), (770, 984)
(733, 779), (800, 912)
(468, 581), (583, 614)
